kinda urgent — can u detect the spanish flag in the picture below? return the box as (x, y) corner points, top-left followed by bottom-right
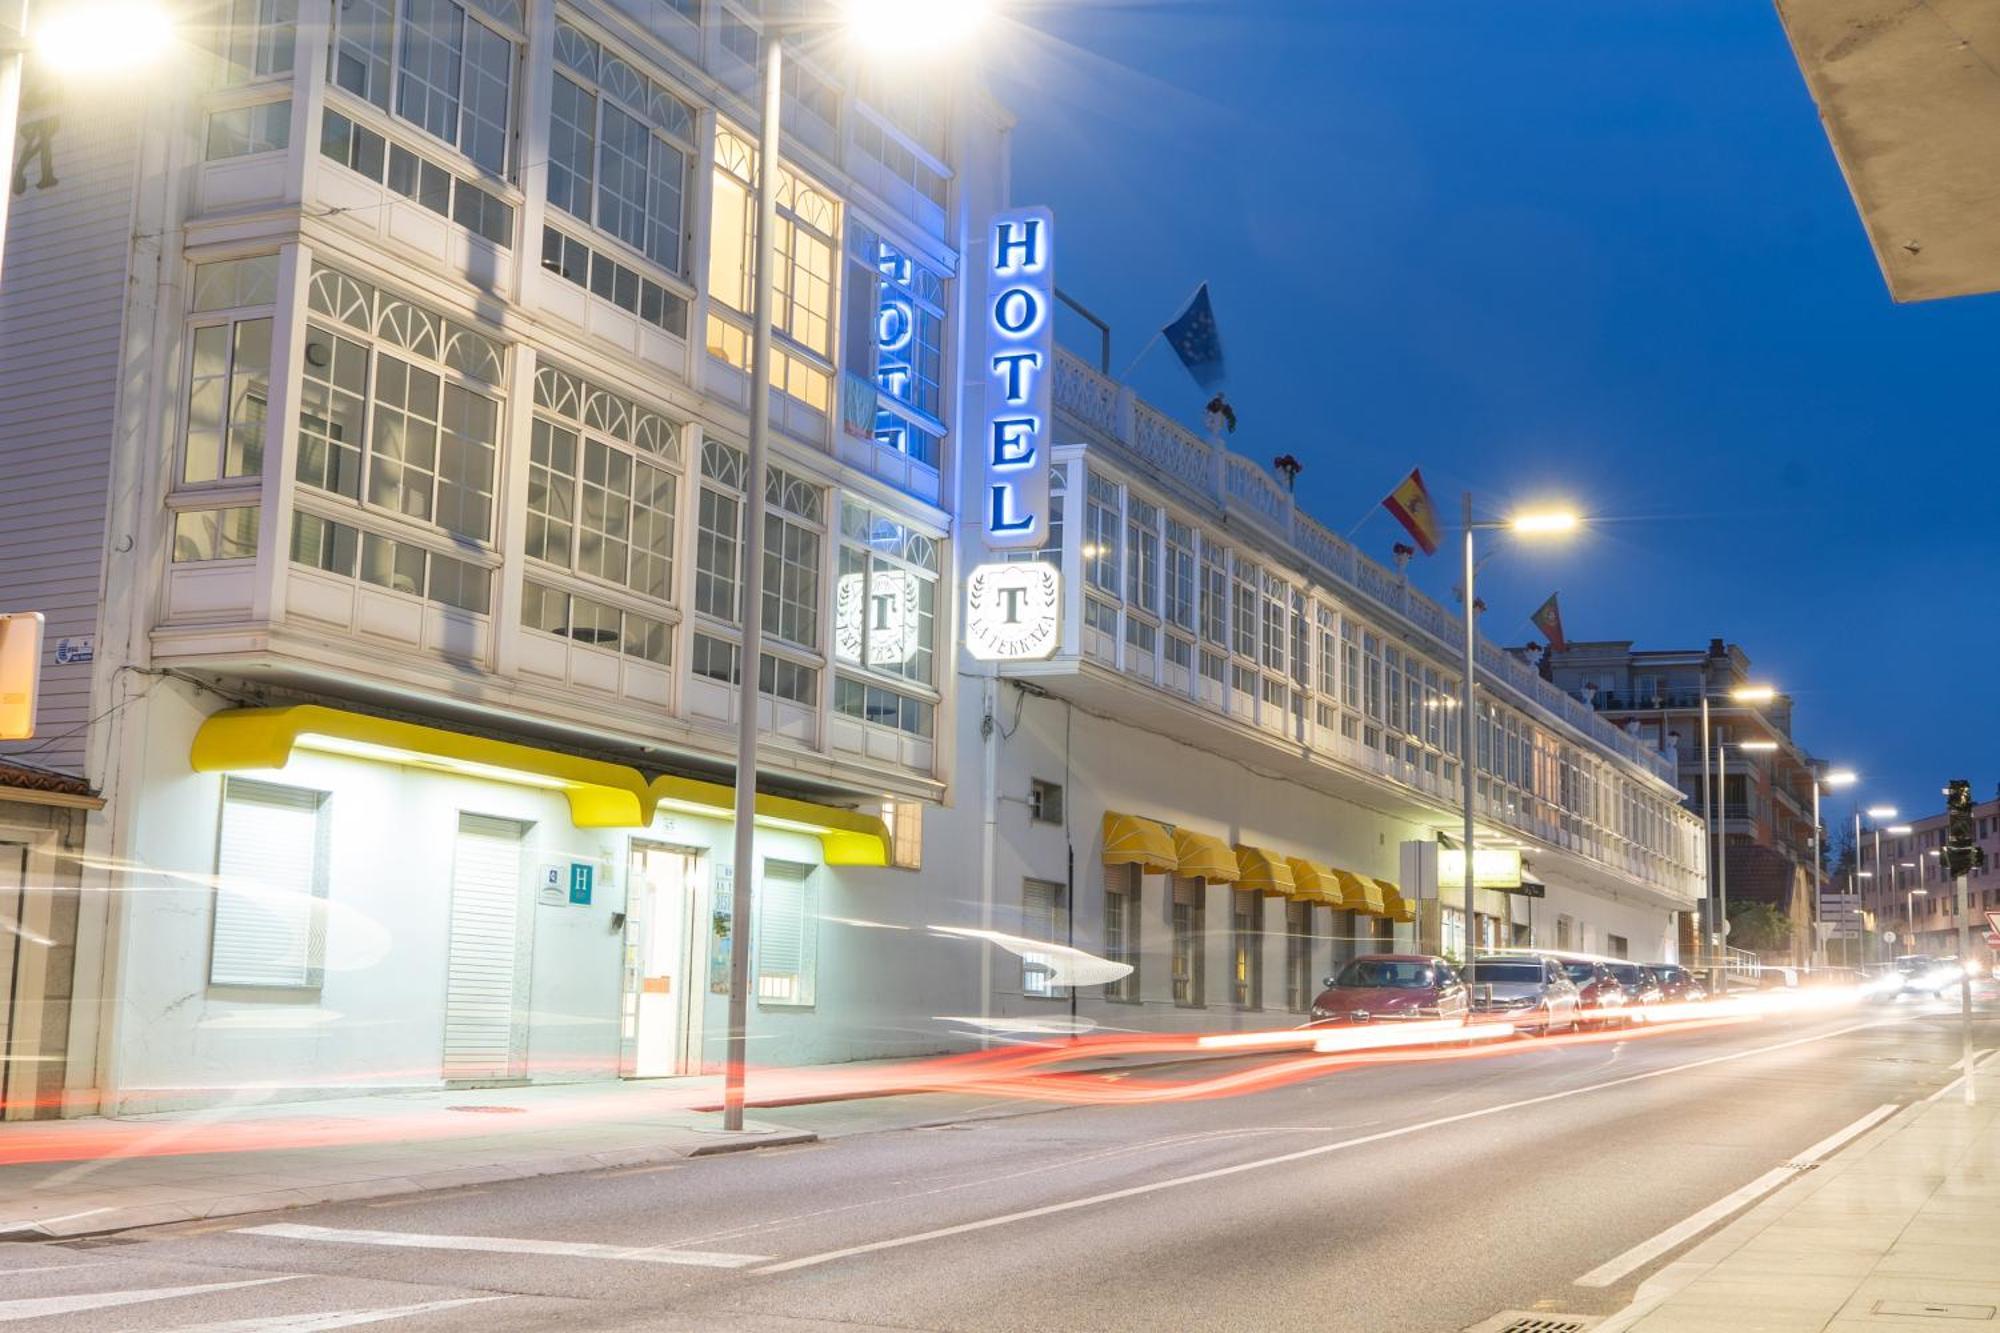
(1381, 468), (1441, 556)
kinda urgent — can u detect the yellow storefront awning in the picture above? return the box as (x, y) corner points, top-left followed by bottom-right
(1173, 828), (1239, 883)
(1103, 812), (1179, 875)
(190, 706), (896, 864)
(191, 704), (650, 828)
(1379, 882), (1415, 923)
(644, 776), (891, 867)
(1234, 844), (1294, 897)
(1328, 868), (1386, 916)
(1285, 858), (1342, 906)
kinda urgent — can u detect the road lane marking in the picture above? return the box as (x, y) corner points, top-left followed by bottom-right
(1571, 1101), (1901, 1288)
(152, 1295), (509, 1330)
(752, 1019), (1895, 1275)
(0, 1205), (110, 1234)
(0, 1278), (296, 1323)
(236, 1223), (767, 1268)
(1923, 1046), (1998, 1104)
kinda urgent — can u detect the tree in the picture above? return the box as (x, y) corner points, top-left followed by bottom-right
(1727, 900), (1794, 955)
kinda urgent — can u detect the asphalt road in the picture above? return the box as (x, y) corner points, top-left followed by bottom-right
(3, 996), (1993, 1333)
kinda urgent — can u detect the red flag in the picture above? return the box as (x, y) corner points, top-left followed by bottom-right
(1530, 593), (1567, 652)
(1380, 469), (1440, 556)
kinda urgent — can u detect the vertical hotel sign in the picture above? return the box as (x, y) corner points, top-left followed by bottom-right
(982, 207), (1052, 549)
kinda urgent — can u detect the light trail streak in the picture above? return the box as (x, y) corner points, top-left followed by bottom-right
(0, 989), (1878, 1166)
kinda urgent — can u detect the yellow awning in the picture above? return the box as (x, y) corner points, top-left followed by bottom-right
(1353, 875), (1389, 917)
(1327, 869), (1369, 912)
(191, 704), (649, 828)
(1103, 812), (1179, 875)
(1173, 828), (1239, 883)
(189, 705), (895, 864)
(1234, 844), (1295, 897)
(644, 776), (891, 867)
(1285, 858), (1342, 905)
(1380, 882), (1415, 923)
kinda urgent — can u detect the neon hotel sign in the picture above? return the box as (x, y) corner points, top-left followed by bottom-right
(981, 207), (1053, 550)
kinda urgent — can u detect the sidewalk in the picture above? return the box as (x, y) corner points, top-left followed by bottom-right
(1607, 1056), (2000, 1333)
(0, 1039), (1257, 1242)
(0, 1076), (818, 1241)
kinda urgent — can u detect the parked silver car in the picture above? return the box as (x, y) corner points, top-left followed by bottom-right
(1467, 955), (1583, 1036)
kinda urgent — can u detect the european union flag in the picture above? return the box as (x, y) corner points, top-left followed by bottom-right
(1162, 283), (1226, 392)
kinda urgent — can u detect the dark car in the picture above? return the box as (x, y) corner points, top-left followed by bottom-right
(1555, 956), (1632, 1024)
(1603, 961), (1665, 1007)
(1464, 956), (1581, 1035)
(1650, 964), (1707, 1003)
(1309, 954), (1468, 1025)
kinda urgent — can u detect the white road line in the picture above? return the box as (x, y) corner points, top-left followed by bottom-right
(236, 1223), (767, 1269)
(146, 1295), (509, 1331)
(1571, 1101), (1902, 1288)
(751, 1018), (1895, 1276)
(1923, 1046), (1998, 1104)
(0, 1278), (296, 1324)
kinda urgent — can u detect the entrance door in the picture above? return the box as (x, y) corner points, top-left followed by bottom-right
(620, 844), (703, 1078)
(0, 842), (31, 1117)
(443, 814), (531, 1083)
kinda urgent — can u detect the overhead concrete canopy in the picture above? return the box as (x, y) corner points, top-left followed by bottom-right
(1774, 0), (2000, 302)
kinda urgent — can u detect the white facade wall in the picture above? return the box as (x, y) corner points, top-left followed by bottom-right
(99, 678), (979, 1113)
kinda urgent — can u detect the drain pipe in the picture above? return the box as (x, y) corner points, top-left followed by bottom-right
(978, 671), (1000, 1047)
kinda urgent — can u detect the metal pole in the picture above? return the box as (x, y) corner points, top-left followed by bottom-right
(1854, 809), (1864, 959)
(1716, 738), (1728, 981)
(721, 36), (784, 1133)
(1957, 870), (1975, 1106)
(1701, 695), (1714, 985)
(1459, 492), (1478, 996)
(1811, 781), (1823, 969)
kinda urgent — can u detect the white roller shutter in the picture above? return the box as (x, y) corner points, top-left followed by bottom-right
(443, 813), (529, 1081)
(754, 860), (815, 1007)
(211, 779), (327, 988)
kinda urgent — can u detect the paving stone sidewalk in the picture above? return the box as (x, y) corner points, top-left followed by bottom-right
(1607, 1057), (2000, 1333)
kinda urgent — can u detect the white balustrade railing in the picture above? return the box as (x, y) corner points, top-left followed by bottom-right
(1050, 347), (1679, 789)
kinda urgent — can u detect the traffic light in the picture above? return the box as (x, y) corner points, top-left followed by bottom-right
(1943, 779), (1986, 879)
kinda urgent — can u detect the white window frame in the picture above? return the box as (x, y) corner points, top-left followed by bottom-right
(209, 777), (330, 989)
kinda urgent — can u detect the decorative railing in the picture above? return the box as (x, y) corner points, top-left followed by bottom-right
(1050, 346), (1678, 787)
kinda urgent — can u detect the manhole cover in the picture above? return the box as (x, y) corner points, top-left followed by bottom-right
(1872, 1299), (1996, 1321)
(1464, 1313), (1599, 1333)
(446, 1104), (526, 1114)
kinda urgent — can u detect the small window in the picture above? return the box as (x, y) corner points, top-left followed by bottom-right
(173, 507), (260, 561)
(1608, 933), (1630, 960)
(881, 796), (922, 870)
(1021, 878), (1067, 997)
(1028, 778), (1064, 826)
(210, 778), (329, 988)
(755, 859), (817, 1006)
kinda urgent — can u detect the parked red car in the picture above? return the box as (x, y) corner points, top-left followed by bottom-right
(1553, 956), (1631, 1025)
(1309, 954), (1469, 1025)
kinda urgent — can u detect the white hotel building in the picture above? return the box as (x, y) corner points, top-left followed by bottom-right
(0, 0), (1705, 1118)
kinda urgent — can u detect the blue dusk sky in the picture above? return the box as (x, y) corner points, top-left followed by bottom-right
(986, 0), (2000, 823)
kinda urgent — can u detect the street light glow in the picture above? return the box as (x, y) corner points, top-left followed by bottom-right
(1738, 739), (1779, 752)
(838, 0), (988, 53)
(1857, 871), (1874, 879)
(1730, 685), (1777, 703)
(1823, 769), (1858, 787)
(1867, 805), (1898, 820)
(1886, 825), (1913, 835)
(1509, 510), (1580, 535)
(33, 0), (175, 71)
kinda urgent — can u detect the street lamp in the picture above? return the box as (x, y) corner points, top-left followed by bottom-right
(719, 0), (986, 1132)
(1698, 683), (1779, 983)
(1456, 501), (1580, 993)
(1810, 767), (1857, 967)
(0, 0), (174, 288)
(1908, 886), (1928, 951)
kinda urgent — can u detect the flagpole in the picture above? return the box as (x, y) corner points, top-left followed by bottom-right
(1116, 329), (1164, 383)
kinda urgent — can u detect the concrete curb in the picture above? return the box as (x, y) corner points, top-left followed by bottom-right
(0, 1130), (819, 1243)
